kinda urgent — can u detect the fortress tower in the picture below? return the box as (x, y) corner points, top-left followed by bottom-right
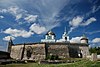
(81, 34), (88, 44)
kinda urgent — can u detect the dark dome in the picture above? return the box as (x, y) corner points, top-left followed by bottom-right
(46, 30), (55, 35)
(81, 38), (88, 40)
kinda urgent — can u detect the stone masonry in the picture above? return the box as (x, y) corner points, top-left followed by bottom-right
(10, 42), (89, 60)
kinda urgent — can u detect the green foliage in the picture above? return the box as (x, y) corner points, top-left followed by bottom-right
(89, 47), (100, 55)
(46, 55), (60, 60)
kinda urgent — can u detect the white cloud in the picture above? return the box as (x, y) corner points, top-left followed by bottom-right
(3, 36), (15, 41)
(3, 28), (34, 38)
(0, 9), (8, 13)
(81, 17), (96, 26)
(69, 16), (83, 27)
(92, 5), (100, 13)
(0, 6), (26, 21)
(30, 23), (46, 34)
(68, 16), (83, 34)
(0, 1), (76, 32)
(24, 15), (38, 23)
(68, 27), (75, 34)
(89, 38), (100, 47)
(0, 6), (38, 23)
(68, 16), (97, 34)
(8, 6), (27, 20)
(0, 15), (4, 19)
(70, 37), (82, 43)
(92, 38), (100, 43)
(15, 14), (22, 20)
(8, 6), (19, 14)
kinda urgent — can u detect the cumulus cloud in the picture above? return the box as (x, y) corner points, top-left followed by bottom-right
(92, 38), (100, 43)
(0, 9), (8, 13)
(81, 17), (96, 26)
(89, 38), (100, 47)
(0, 15), (4, 19)
(5, 6), (27, 21)
(24, 15), (38, 23)
(0, 0), (82, 34)
(68, 16), (97, 34)
(68, 16), (83, 34)
(69, 16), (83, 27)
(3, 36), (15, 41)
(8, 6), (19, 14)
(30, 23), (46, 34)
(3, 28), (34, 38)
(0, 0), (68, 30)
(15, 14), (22, 20)
(0, 6), (26, 21)
(0, 6), (38, 23)
(70, 37), (82, 43)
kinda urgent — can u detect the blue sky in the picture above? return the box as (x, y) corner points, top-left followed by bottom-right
(0, 0), (100, 51)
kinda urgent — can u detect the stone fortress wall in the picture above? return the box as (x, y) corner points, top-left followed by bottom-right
(10, 43), (46, 60)
(10, 42), (89, 60)
(9, 30), (90, 60)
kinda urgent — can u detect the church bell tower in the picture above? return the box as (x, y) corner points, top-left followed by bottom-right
(62, 27), (67, 40)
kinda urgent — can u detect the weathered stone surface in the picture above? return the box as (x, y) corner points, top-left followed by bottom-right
(23, 44), (46, 60)
(10, 45), (24, 60)
(47, 44), (69, 58)
(91, 53), (97, 61)
(10, 45), (23, 59)
(10, 43), (89, 60)
(79, 46), (90, 58)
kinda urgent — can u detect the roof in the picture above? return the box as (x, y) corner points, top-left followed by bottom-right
(81, 34), (88, 40)
(46, 30), (55, 35)
(81, 38), (88, 40)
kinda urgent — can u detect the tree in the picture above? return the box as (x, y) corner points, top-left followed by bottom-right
(89, 47), (100, 55)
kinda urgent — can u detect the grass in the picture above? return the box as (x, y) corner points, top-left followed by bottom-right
(0, 59), (100, 67)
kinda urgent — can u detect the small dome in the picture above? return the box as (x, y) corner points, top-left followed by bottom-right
(46, 30), (55, 35)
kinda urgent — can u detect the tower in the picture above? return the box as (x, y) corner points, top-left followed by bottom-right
(7, 37), (13, 53)
(41, 30), (56, 42)
(56, 27), (69, 42)
(62, 27), (67, 40)
(80, 34), (88, 44)
(45, 30), (55, 40)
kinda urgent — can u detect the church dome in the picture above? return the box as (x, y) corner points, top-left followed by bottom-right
(46, 30), (55, 35)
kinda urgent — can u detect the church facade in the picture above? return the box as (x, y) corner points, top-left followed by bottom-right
(8, 29), (90, 60)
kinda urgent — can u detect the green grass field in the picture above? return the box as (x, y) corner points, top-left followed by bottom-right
(0, 60), (100, 67)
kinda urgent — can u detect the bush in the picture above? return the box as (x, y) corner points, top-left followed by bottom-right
(46, 55), (60, 60)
